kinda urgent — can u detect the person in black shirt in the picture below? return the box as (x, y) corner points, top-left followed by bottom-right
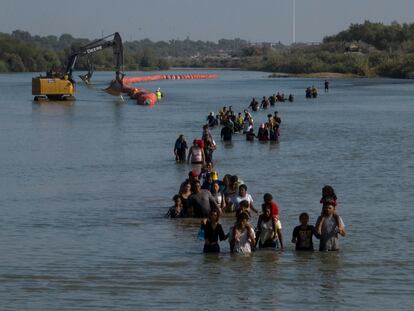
(324, 80), (330, 92)
(220, 123), (233, 142)
(291, 212), (320, 251)
(174, 134), (188, 163)
(202, 209), (227, 253)
(165, 195), (186, 218)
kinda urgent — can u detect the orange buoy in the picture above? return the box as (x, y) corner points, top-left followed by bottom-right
(137, 92), (157, 106)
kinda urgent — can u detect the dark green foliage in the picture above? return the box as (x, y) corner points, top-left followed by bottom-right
(0, 30), (171, 73)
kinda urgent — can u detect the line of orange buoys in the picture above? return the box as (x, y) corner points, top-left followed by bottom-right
(121, 74), (218, 106)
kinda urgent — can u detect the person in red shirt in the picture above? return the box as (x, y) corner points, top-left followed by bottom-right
(262, 193), (280, 221)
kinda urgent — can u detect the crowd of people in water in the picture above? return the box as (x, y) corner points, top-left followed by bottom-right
(170, 82), (346, 254)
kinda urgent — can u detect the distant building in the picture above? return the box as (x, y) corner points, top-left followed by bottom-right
(345, 41), (376, 53)
(346, 42), (362, 53)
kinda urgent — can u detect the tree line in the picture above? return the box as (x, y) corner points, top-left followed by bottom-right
(1, 21), (414, 78)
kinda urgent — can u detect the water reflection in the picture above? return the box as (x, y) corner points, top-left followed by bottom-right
(316, 252), (344, 305)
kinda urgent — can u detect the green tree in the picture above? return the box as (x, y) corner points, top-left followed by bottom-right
(7, 54), (26, 72)
(0, 60), (9, 72)
(140, 48), (157, 68)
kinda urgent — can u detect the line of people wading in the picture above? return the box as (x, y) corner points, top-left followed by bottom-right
(170, 82), (345, 254)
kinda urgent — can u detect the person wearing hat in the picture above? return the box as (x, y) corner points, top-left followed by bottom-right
(155, 88), (163, 99)
(210, 171), (219, 181)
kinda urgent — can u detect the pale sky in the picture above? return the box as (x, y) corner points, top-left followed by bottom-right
(1, 0), (413, 44)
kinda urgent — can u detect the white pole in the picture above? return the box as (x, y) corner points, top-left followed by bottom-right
(293, 0), (296, 44)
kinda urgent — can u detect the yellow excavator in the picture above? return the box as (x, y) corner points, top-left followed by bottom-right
(32, 32), (124, 101)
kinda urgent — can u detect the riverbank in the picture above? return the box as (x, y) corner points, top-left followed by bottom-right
(268, 72), (362, 79)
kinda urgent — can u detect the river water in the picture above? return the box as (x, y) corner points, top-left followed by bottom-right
(0, 70), (413, 310)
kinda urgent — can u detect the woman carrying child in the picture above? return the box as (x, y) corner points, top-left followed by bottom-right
(256, 204), (284, 249)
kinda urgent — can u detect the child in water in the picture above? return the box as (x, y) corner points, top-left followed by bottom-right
(165, 195), (185, 218)
(262, 193), (280, 221)
(320, 185), (337, 206)
(291, 213), (319, 251)
(315, 201), (346, 251)
(202, 209), (227, 253)
(229, 212), (256, 253)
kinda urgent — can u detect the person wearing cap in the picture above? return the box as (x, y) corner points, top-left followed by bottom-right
(188, 169), (199, 182)
(155, 88), (162, 99)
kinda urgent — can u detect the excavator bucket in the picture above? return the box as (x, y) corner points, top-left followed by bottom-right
(79, 72), (92, 85)
(104, 78), (123, 96)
